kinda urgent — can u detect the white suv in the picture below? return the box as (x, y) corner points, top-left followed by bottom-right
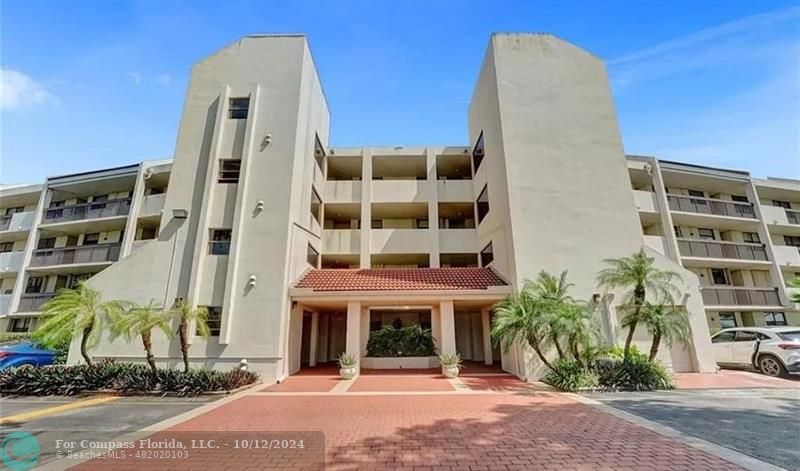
(710, 327), (800, 377)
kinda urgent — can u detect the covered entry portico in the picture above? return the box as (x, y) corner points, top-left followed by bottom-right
(286, 268), (511, 376)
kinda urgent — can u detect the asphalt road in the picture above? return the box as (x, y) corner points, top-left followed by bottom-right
(1, 395), (217, 469)
(585, 387), (800, 471)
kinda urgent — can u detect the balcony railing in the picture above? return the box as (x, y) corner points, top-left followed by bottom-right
(677, 238), (768, 261)
(0, 215), (11, 231)
(30, 243), (121, 267)
(701, 286), (781, 307)
(42, 198), (131, 224)
(18, 292), (57, 312)
(787, 209), (800, 225)
(666, 194), (755, 219)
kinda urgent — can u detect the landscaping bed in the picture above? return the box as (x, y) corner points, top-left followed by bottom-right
(0, 361), (259, 397)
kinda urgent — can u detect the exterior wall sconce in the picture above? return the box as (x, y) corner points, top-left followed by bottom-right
(255, 200), (265, 211)
(262, 133), (272, 147)
(248, 275), (257, 288)
(172, 208), (189, 219)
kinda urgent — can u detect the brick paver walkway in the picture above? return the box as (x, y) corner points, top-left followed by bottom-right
(72, 389), (745, 470)
(676, 370), (799, 389)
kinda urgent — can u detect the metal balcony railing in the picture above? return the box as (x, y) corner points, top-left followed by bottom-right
(787, 209), (800, 225)
(666, 194), (755, 219)
(18, 292), (56, 311)
(42, 198), (131, 224)
(677, 238), (768, 261)
(30, 243), (121, 267)
(701, 286), (781, 307)
(0, 215), (10, 231)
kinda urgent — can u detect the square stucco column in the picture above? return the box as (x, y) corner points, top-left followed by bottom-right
(309, 311), (319, 367)
(439, 300), (456, 355)
(346, 301), (362, 370)
(481, 308), (493, 365)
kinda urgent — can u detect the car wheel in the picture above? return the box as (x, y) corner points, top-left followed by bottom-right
(758, 355), (787, 377)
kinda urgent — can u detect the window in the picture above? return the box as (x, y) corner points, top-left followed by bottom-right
(688, 189), (705, 198)
(415, 219), (429, 229)
(0, 242), (13, 253)
(731, 195), (749, 203)
(476, 185), (489, 224)
(314, 133), (325, 171)
(218, 160), (241, 183)
(92, 194), (109, 203)
(698, 228), (715, 240)
(480, 241), (494, 267)
(37, 237), (56, 250)
(673, 226), (682, 238)
(764, 312), (787, 326)
(306, 244), (319, 268)
(718, 313), (737, 329)
(310, 189), (322, 225)
(228, 97), (249, 119)
(371, 219), (383, 229)
(5, 206), (24, 215)
(712, 330), (735, 342)
(82, 233), (100, 246)
(49, 200), (65, 208)
(471, 132), (485, 174)
(25, 276), (44, 294)
(7, 318), (31, 333)
(208, 229), (232, 255)
(743, 232), (760, 243)
(710, 268), (728, 285)
(773, 200), (791, 209)
(784, 235), (800, 247)
(735, 330), (758, 342)
(201, 307), (222, 336)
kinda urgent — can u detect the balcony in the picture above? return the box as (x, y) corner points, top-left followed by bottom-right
(788, 209), (800, 225)
(677, 239), (767, 261)
(30, 243), (121, 268)
(633, 190), (658, 213)
(0, 210), (35, 237)
(324, 181), (362, 203)
(41, 198), (131, 225)
(0, 215), (10, 231)
(773, 245), (800, 268)
(643, 235), (666, 255)
(701, 286), (782, 308)
(439, 228), (478, 253)
(371, 229), (430, 254)
(139, 193), (166, 218)
(667, 194), (755, 219)
(17, 292), (56, 312)
(437, 180), (473, 203)
(0, 294), (10, 315)
(0, 251), (25, 274)
(322, 229), (361, 254)
(372, 180), (429, 203)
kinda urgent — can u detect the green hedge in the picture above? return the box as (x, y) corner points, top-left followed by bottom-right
(543, 355), (674, 392)
(366, 325), (435, 357)
(0, 361), (259, 396)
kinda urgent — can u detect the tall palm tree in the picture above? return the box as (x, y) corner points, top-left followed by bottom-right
(637, 303), (691, 361)
(492, 284), (554, 369)
(531, 271), (574, 360)
(110, 301), (172, 374)
(169, 300), (210, 372)
(33, 282), (125, 366)
(596, 249), (681, 359)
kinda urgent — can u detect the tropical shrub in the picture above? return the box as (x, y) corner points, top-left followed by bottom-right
(0, 361), (259, 396)
(338, 353), (357, 367)
(595, 356), (674, 391)
(543, 359), (599, 392)
(366, 324), (435, 357)
(0, 333), (31, 344)
(438, 352), (462, 368)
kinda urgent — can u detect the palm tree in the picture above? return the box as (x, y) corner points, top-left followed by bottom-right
(531, 271), (574, 360)
(110, 301), (172, 374)
(33, 282), (125, 366)
(558, 302), (600, 368)
(790, 277), (800, 304)
(596, 249), (681, 359)
(637, 303), (691, 361)
(169, 300), (209, 372)
(492, 283), (554, 369)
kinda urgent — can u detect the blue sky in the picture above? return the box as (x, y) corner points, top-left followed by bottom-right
(2, 0), (798, 183)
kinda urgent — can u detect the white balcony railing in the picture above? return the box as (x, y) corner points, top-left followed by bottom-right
(701, 286), (781, 307)
(372, 180), (429, 203)
(324, 180), (362, 203)
(436, 180), (474, 203)
(667, 194), (755, 219)
(0, 294), (10, 316)
(760, 205), (789, 226)
(30, 243), (121, 267)
(439, 228), (478, 253)
(322, 229), (361, 254)
(633, 190), (658, 213)
(0, 210), (35, 233)
(677, 238), (768, 261)
(773, 245), (800, 267)
(371, 228), (430, 253)
(139, 193), (166, 217)
(0, 251), (25, 274)
(42, 198), (131, 224)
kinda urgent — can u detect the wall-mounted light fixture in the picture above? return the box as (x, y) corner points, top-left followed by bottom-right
(248, 275), (257, 288)
(172, 208), (189, 219)
(255, 200), (265, 211)
(262, 133), (272, 147)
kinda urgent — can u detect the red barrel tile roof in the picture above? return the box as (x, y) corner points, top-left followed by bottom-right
(293, 268), (508, 292)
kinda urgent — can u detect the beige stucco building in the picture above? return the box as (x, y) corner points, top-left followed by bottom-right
(1, 34), (797, 382)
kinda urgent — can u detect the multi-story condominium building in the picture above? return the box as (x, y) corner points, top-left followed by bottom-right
(1, 33), (796, 383)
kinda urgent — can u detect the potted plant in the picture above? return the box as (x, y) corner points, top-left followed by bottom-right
(439, 352), (462, 378)
(338, 353), (358, 380)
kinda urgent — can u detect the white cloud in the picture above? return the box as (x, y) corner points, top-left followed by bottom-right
(156, 73), (171, 87)
(0, 68), (58, 110)
(128, 71), (142, 85)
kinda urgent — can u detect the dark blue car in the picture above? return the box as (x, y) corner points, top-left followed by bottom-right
(0, 341), (55, 370)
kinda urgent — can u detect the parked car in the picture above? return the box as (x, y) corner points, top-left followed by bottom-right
(0, 341), (56, 371)
(710, 327), (800, 377)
